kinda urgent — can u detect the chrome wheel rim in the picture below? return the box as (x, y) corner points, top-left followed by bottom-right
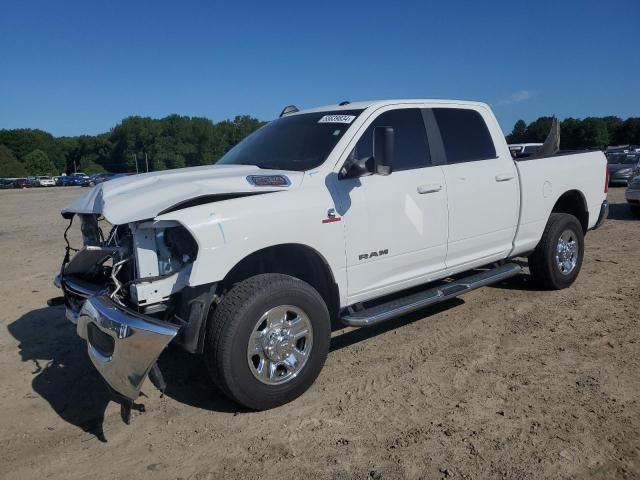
(555, 229), (579, 275)
(247, 305), (313, 385)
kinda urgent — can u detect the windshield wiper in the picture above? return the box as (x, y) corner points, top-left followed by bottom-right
(257, 163), (282, 170)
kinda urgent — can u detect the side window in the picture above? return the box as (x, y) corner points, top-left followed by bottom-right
(433, 108), (497, 164)
(350, 108), (430, 171)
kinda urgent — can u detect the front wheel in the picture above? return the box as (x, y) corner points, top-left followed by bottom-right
(204, 274), (330, 410)
(528, 213), (585, 290)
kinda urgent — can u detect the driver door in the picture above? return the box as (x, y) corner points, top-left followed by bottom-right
(331, 107), (449, 303)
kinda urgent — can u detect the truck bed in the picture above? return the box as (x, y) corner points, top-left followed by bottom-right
(511, 150), (607, 256)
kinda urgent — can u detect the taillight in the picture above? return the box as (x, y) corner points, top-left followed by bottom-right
(604, 161), (609, 193)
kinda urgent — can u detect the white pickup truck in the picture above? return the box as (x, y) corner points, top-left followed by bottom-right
(53, 99), (609, 419)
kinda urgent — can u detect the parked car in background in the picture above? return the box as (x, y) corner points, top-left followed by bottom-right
(626, 175), (640, 216)
(508, 143), (543, 158)
(606, 153), (640, 186)
(55, 176), (76, 186)
(607, 145), (640, 155)
(73, 177), (90, 186)
(80, 174), (98, 187)
(0, 178), (15, 189)
(13, 178), (31, 188)
(81, 173), (111, 187)
(69, 173), (90, 186)
(81, 172), (135, 187)
(33, 176), (56, 187)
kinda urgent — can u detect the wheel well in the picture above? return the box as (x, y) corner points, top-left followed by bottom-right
(219, 244), (340, 319)
(551, 190), (588, 233)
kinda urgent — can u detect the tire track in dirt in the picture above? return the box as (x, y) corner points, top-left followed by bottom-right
(334, 295), (500, 414)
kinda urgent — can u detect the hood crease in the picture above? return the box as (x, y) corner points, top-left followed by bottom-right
(62, 164), (302, 224)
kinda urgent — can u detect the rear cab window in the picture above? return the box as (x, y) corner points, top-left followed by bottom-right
(432, 108), (497, 164)
(523, 145), (541, 154)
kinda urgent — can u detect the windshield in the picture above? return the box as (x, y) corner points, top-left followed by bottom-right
(218, 110), (364, 171)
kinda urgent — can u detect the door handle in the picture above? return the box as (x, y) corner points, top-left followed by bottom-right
(495, 173), (514, 182)
(417, 184), (442, 194)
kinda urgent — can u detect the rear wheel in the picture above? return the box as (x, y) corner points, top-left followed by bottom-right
(204, 274), (330, 410)
(528, 213), (584, 290)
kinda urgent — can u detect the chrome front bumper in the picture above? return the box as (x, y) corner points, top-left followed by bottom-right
(77, 296), (179, 401)
(55, 274), (179, 401)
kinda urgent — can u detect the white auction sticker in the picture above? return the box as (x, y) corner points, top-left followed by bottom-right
(318, 115), (356, 124)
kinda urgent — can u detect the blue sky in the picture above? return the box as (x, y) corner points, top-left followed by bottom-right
(0, 0), (638, 136)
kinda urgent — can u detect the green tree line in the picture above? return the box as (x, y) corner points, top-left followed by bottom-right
(3, 113), (640, 177)
(0, 114), (265, 177)
(507, 116), (640, 149)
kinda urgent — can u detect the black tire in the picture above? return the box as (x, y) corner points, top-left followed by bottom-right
(528, 213), (584, 290)
(630, 205), (640, 217)
(204, 273), (330, 410)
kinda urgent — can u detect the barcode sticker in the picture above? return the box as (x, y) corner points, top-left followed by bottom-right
(318, 115), (356, 124)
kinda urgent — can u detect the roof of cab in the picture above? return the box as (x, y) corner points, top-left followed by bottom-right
(291, 99), (490, 116)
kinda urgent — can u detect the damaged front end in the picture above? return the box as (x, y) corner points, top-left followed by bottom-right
(54, 213), (200, 422)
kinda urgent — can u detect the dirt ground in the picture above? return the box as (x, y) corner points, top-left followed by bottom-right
(0, 186), (638, 480)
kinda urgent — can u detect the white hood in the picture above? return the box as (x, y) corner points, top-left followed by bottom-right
(62, 164), (303, 224)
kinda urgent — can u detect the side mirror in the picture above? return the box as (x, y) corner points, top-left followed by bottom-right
(339, 156), (373, 179)
(374, 127), (394, 175)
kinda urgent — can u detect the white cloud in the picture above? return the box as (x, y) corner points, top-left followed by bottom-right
(498, 90), (536, 105)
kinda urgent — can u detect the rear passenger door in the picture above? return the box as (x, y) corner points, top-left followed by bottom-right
(426, 107), (519, 269)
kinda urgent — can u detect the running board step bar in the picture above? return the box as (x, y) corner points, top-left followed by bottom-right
(341, 263), (521, 327)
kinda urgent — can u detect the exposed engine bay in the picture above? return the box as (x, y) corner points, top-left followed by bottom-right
(60, 214), (198, 324)
(53, 214), (212, 421)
